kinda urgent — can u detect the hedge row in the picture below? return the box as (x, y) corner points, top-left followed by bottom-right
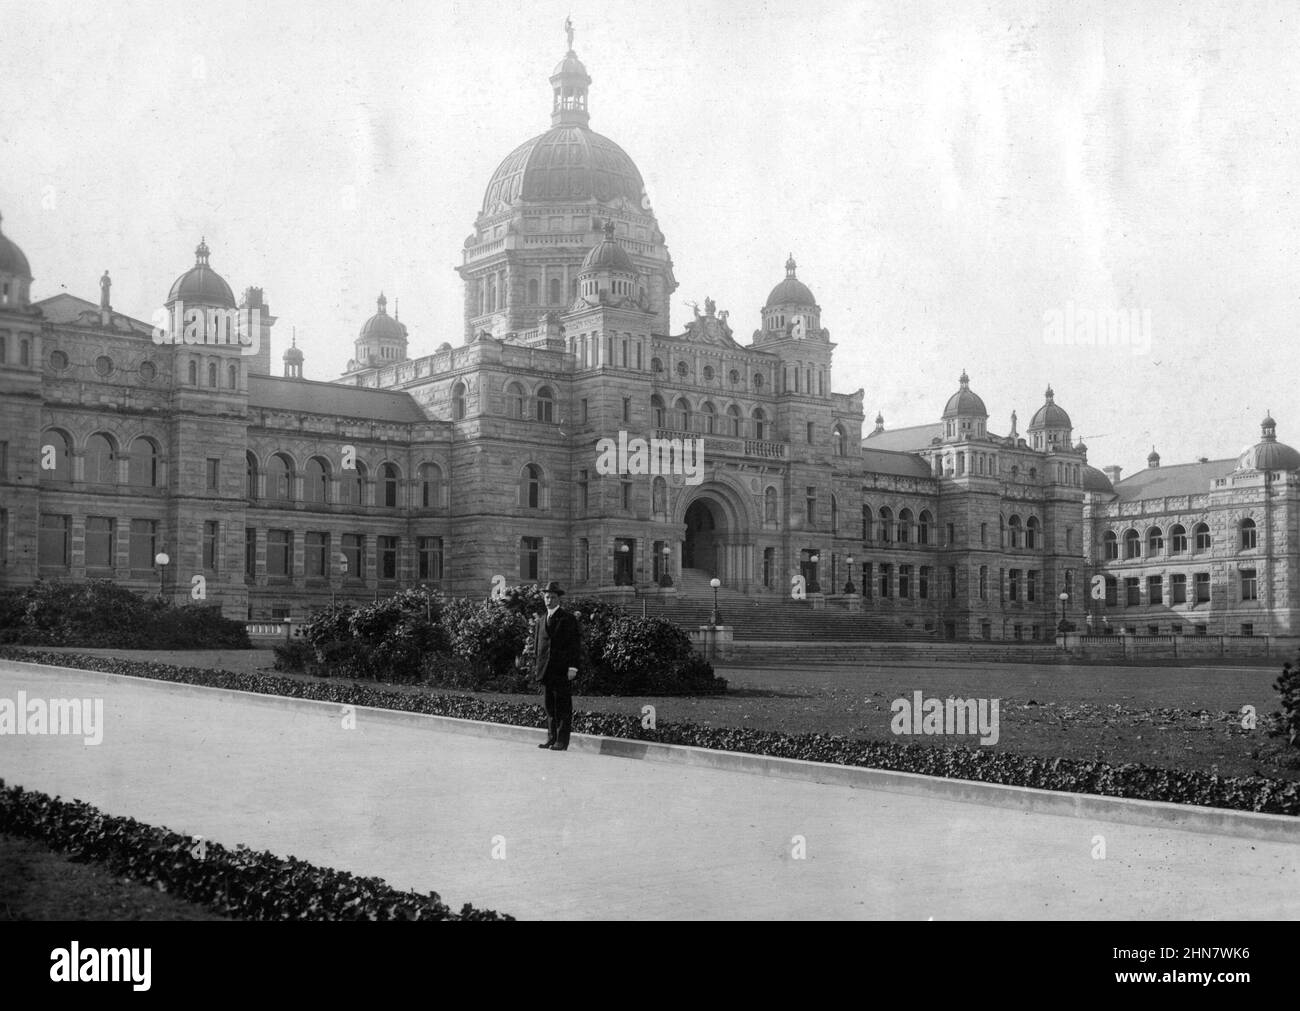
(0, 580), (251, 650)
(0, 778), (510, 921)
(7, 648), (1299, 817)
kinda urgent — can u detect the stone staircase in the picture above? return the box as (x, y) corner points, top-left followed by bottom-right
(639, 568), (941, 643)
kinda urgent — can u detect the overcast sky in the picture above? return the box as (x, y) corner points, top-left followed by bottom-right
(3, 0), (1298, 476)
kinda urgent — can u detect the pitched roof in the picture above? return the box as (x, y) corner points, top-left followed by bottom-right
(861, 447), (934, 479)
(862, 422), (942, 453)
(248, 375), (428, 424)
(34, 293), (155, 336)
(1113, 458), (1236, 502)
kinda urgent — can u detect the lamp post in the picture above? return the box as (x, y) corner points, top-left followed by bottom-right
(334, 553), (348, 607)
(154, 551), (170, 599)
(617, 542), (630, 587)
(710, 577), (721, 626)
(1058, 591), (1069, 631)
(661, 544), (671, 585)
(809, 552), (820, 593)
(845, 554), (856, 594)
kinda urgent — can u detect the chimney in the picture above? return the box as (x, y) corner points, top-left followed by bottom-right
(1103, 465), (1123, 485)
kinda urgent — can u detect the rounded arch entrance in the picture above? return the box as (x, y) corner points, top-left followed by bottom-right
(677, 481), (753, 587)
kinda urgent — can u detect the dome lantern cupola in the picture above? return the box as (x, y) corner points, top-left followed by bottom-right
(167, 236), (236, 309)
(1027, 384), (1073, 451)
(353, 291), (409, 367)
(575, 219), (640, 308)
(1237, 412), (1300, 472)
(941, 370), (988, 440)
(282, 331), (304, 379)
(762, 254), (820, 335)
(550, 18), (591, 128)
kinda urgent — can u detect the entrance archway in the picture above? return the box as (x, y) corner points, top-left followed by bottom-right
(683, 498), (724, 575)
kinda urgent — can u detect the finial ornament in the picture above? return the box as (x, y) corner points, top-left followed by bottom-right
(1045, 385), (1054, 401)
(565, 15), (574, 51)
(959, 369), (969, 386)
(604, 218), (615, 239)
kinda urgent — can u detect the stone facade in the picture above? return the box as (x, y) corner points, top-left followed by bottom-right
(1, 34), (1294, 641)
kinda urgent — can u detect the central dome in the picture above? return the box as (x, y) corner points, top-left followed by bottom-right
(481, 126), (647, 213)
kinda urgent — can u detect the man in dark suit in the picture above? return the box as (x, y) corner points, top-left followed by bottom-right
(533, 581), (581, 750)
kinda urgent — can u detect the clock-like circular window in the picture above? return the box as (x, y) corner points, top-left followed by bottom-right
(753, 373), (764, 389)
(729, 369), (740, 385)
(676, 360), (689, 377)
(139, 361), (157, 382)
(703, 365), (715, 382)
(50, 350), (69, 371)
(95, 355), (113, 377)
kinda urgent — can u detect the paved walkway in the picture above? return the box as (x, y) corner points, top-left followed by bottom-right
(1, 659), (1297, 919)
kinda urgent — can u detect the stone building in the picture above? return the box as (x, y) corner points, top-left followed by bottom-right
(0, 28), (1292, 639)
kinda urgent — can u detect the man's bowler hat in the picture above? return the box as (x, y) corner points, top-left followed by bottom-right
(541, 581), (566, 596)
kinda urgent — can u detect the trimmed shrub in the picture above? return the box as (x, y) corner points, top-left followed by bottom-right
(1274, 658), (1300, 748)
(0, 779), (509, 921)
(0, 580), (250, 649)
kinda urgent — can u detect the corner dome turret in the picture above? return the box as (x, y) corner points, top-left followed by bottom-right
(0, 210), (33, 309)
(167, 238), (236, 309)
(1237, 413), (1300, 472)
(765, 254), (817, 309)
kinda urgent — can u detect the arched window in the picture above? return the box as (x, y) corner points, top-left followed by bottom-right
(862, 505), (873, 541)
(752, 407), (766, 441)
(651, 357), (663, 373)
(549, 278), (561, 304)
(305, 457), (331, 503)
(833, 426), (846, 457)
(452, 382), (467, 420)
(898, 508), (913, 544)
(381, 463), (401, 507)
(1194, 522), (1211, 551)
(1103, 531), (1118, 559)
(187, 361), (197, 384)
(1026, 516), (1039, 550)
(506, 382), (525, 419)
(419, 462), (442, 508)
(228, 363), (238, 388)
(535, 386), (555, 423)
(878, 506), (893, 543)
(528, 278), (539, 304)
(765, 486), (778, 524)
(246, 451), (259, 499)
(1147, 526), (1163, 554)
(726, 404), (741, 436)
(651, 394), (666, 428)
(268, 453), (295, 501)
(41, 430), (73, 483)
(208, 362), (218, 387)
(521, 463), (544, 509)
(1008, 515), (1022, 548)
(1170, 524), (1187, 554)
(675, 397), (691, 431)
(701, 401), (716, 434)
(918, 510), (932, 545)
(85, 433), (118, 484)
(341, 461), (367, 505)
(128, 437), (160, 488)
(1123, 528), (1141, 559)
(1240, 517), (1257, 549)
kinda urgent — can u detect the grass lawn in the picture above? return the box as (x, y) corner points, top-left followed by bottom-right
(0, 833), (226, 921)
(26, 645), (1300, 782)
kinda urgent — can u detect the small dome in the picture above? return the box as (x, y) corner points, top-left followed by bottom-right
(360, 293), (406, 341)
(1074, 440), (1088, 456)
(282, 337), (303, 363)
(1238, 415), (1300, 471)
(581, 220), (635, 273)
(0, 211), (32, 279)
(1147, 447), (1161, 467)
(1083, 465), (1114, 493)
(553, 51), (589, 78)
(1028, 385), (1072, 431)
(167, 238), (235, 308)
(942, 370), (988, 419)
(765, 254), (816, 308)
(437, 342), (452, 352)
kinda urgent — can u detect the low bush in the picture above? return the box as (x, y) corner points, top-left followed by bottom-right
(1274, 657), (1300, 749)
(8, 648), (1294, 816)
(0, 779), (509, 921)
(0, 580), (250, 649)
